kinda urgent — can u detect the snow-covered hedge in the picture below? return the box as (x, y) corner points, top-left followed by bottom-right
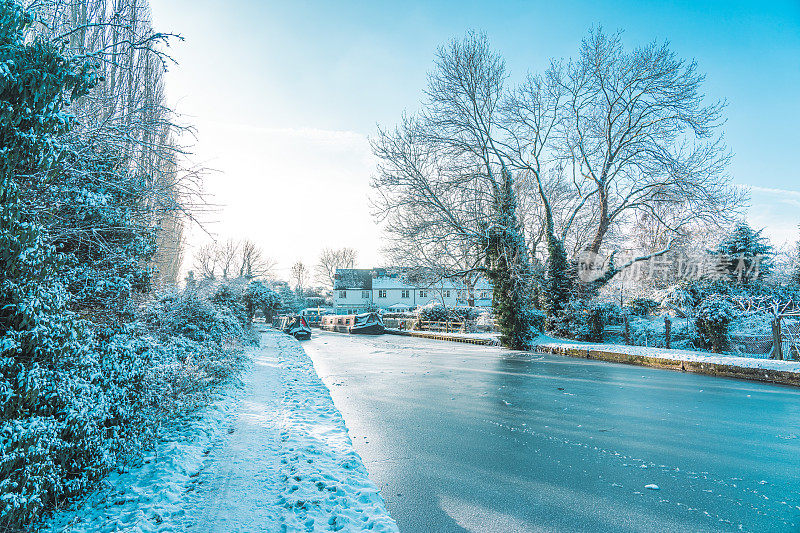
(0, 6), (253, 530)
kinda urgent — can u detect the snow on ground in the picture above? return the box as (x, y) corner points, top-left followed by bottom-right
(43, 329), (398, 533)
(535, 337), (800, 374)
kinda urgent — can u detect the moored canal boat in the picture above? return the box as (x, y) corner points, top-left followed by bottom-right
(320, 312), (385, 335)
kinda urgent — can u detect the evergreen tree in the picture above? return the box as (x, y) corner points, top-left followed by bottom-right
(244, 280), (281, 321)
(543, 236), (572, 328)
(484, 169), (538, 349)
(715, 221), (774, 283)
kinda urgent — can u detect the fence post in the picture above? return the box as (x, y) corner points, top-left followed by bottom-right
(772, 317), (783, 360)
(624, 315), (630, 345)
(665, 316), (671, 349)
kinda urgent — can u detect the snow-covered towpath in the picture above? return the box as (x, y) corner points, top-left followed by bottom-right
(45, 329), (398, 533)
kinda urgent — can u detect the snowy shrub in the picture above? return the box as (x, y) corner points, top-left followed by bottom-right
(550, 301), (620, 341)
(474, 311), (497, 332)
(695, 295), (738, 352)
(625, 297), (659, 317)
(627, 317), (694, 349)
(530, 309), (546, 335)
(728, 312), (773, 337)
(418, 303), (483, 330)
(211, 281), (249, 326)
(244, 280), (281, 322)
(658, 284), (696, 318)
(0, 5), (251, 529)
(146, 289), (246, 345)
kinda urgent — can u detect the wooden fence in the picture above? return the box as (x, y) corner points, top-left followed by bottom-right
(381, 318), (466, 333)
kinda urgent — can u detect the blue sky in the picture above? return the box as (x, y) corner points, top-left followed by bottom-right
(150, 0), (800, 276)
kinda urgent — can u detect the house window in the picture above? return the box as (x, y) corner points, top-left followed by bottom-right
(444, 290), (450, 298)
(378, 290), (387, 298)
(401, 290), (409, 299)
(419, 290), (428, 298)
(339, 290), (346, 299)
(362, 290), (370, 299)
(479, 291), (488, 299)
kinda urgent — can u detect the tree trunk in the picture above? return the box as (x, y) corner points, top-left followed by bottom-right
(589, 187), (610, 254)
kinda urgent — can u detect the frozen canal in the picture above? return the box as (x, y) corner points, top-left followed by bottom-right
(304, 330), (800, 532)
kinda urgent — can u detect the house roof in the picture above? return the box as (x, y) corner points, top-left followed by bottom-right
(334, 269), (374, 290)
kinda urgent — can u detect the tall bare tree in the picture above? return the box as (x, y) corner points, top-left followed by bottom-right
(315, 247), (357, 287)
(238, 240), (276, 280)
(193, 243), (220, 279)
(290, 260), (309, 296)
(29, 0), (205, 287)
(558, 29), (743, 272)
(216, 239), (239, 279)
(192, 239), (275, 280)
(372, 32), (537, 349)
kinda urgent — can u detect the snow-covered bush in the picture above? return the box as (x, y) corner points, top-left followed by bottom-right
(211, 281), (249, 326)
(728, 312), (773, 337)
(145, 289), (245, 344)
(550, 300), (620, 341)
(418, 303), (484, 331)
(627, 317), (694, 349)
(625, 297), (659, 317)
(244, 280), (282, 322)
(0, 5), (251, 529)
(695, 295), (738, 352)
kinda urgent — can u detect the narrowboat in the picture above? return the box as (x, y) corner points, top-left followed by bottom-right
(319, 312), (385, 335)
(273, 315), (312, 340)
(300, 307), (333, 327)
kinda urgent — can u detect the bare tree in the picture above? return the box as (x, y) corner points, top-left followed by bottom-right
(216, 239), (239, 279)
(238, 240), (276, 280)
(315, 247), (357, 287)
(193, 243), (220, 279)
(557, 29), (744, 271)
(193, 238), (275, 280)
(28, 0), (206, 288)
(290, 260), (309, 296)
(372, 32), (537, 349)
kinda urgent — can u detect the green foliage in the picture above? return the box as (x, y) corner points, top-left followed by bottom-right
(243, 280), (281, 321)
(529, 308), (546, 334)
(625, 297), (659, 317)
(485, 232), (537, 348)
(0, 3), (249, 528)
(715, 221), (774, 283)
(551, 300), (620, 342)
(694, 295), (737, 352)
(0, 4), (105, 526)
(272, 280), (298, 313)
(543, 236), (572, 328)
(211, 281), (248, 325)
(482, 169), (539, 349)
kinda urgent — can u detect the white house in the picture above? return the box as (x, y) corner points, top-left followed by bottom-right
(333, 268), (492, 314)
